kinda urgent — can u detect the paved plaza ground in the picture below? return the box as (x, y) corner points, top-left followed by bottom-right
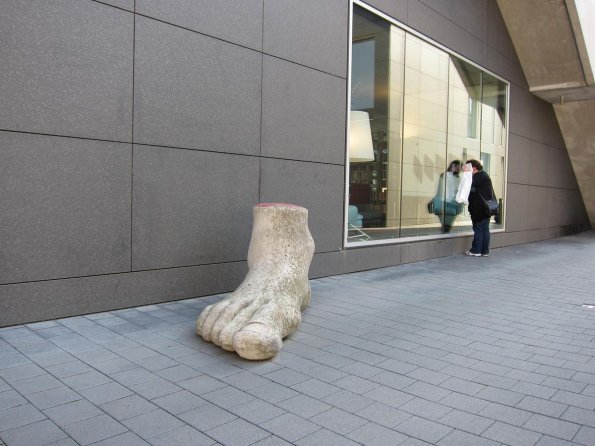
(2, 232), (595, 445)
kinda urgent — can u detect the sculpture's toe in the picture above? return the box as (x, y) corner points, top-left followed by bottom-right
(195, 304), (214, 337)
(233, 322), (282, 360)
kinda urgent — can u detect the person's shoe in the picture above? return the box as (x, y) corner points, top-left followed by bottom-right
(465, 251), (481, 257)
(481, 253), (489, 257)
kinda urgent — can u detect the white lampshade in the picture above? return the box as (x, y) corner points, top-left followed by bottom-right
(349, 111), (374, 162)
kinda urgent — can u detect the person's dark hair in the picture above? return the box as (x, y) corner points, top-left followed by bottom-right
(466, 159), (483, 171)
(447, 160), (461, 172)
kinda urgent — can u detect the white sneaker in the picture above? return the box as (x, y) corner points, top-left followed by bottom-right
(465, 251), (481, 257)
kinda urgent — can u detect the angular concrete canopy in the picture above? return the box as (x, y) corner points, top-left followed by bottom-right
(498, 0), (595, 227)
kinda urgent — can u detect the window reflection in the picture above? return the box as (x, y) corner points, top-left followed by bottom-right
(347, 4), (507, 244)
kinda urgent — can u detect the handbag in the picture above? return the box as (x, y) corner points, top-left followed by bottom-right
(430, 197), (461, 216)
(479, 189), (499, 217)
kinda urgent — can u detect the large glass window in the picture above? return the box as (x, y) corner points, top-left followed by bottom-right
(347, 3), (507, 244)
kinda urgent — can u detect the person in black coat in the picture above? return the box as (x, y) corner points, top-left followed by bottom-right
(465, 159), (494, 257)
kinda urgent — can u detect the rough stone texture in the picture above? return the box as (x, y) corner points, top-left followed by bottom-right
(196, 203), (315, 360)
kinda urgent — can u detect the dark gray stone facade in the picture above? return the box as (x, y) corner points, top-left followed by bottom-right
(0, 0), (588, 326)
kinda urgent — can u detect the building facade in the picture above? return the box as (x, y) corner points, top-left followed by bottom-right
(0, 0), (589, 326)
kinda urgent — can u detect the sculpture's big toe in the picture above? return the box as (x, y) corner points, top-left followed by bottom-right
(233, 322), (282, 360)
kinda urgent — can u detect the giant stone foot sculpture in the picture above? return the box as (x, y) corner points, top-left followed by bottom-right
(196, 203), (315, 360)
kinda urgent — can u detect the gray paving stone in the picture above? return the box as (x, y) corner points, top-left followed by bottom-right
(523, 413), (581, 441)
(473, 373), (519, 390)
(0, 389), (28, 411)
(27, 386), (81, 410)
(505, 369), (547, 385)
(147, 425), (214, 446)
(376, 358), (419, 375)
(582, 384), (595, 397)
(206, 418), (269, 446)
(251, 435), (293, 445)
(74, 347), (120, 364)
(264, 368), (311, 387)
(50, 334), (101, 355)
(309, 407), (368, 435)
(46, 360), (94, 379)
(439, 392), (491, 414)
(219, 370), (271, 391)
(61, 414), (127, 445)
(132, 354), (179, 372)
(195, 360), (244, 379)
(155, 365), (203, 383)
(151, 390), (207, 415)
(475, 385), (524, 406)
(302, 364), (349, 383)
(158, 344), (199, 359)
(289, 378), (338, 400)
(29, 351), (77, 368)
(340, 361), (384, 379)
(201, 385), (255, 409)
(0, 419), (67, 446)
(0, 403), (46, 431)
(176, 352), (220, 369)
(61, 370), (113, 391)
(440, 377), (486, 396)
(438, 408), (494, 435)
(228, 398), (286, 424)
(27, 321), (61, 330)
(574, 425), (595, 446)
(511, 381), (558, 399)
(79, 381), (133, 405)
(517, 396), (569, 419)
(331, 374), (380, 395)
(394, 415), (453, 444)
(43, 399), (103, 426)
(437, 429), (500, 446)
(278, 394), (331, 418)
(109, 368), (159, 387)
(552, 389), (595, 410)
(100, 394), (158, 421)
(479, 402), (533, 427)
(10, 373), (63, 395)
(130, 378), (182, 400)
(347, 422), (408, 445)
(407, 367), (450, 385)
(41, 437), (80, 445)
(534, 435), (579, 446)
(178, 375), (227, 395)
(355, 402), (412, 428)
(93, 357), (138, 375)
(10, 340), (64, 358)
(560, 406), (595, 429)
(369, 370), (417, 390)
(123, 408), (184, 440)
(440, 364), (483, 381)
(481, 421), (542, 446)
(399, 397), (453, 421)
(91, 431), (150, 446)
(0, 363), (46, 382)
(178, 402), (237, 431)
(534, 365), (575, 380)
(260, 413), (321, 443)
(399, 438), (434, 446)
(363, 385), (414, 408)
(294, 427), (358, 446)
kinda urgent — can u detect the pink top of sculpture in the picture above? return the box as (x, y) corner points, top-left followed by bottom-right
(256, 203), (303, 209)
